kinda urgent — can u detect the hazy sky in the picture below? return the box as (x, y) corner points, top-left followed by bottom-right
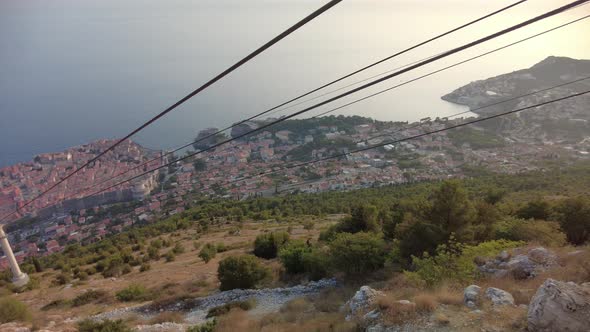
(0, 0), (588, 166)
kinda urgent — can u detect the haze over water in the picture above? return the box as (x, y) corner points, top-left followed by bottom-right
(1, 0), (589, 167)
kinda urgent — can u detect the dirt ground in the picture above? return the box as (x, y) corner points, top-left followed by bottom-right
(9, 217), (338, 329)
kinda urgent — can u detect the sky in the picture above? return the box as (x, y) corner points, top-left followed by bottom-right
(0, 0), (588, 166)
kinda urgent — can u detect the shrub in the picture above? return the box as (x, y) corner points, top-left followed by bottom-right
(53, 272), (71, 286)
(77, 319), (131, 332)
(115, 284), (152, 302)
(278, 240), (308, 274)
(77, 271), (89, 281)
(165, 251), (176, 262)
(253, 231), (290, 259)
(172, 242), (185, 254)
(405, 239), (523, 286)
(72, 290), (109, 307)
(140, 263), (151, 272)
(329, 232), (386, 275)
(0, 297), (32, 323)
(217, 255), (270, 291)
(199, 243), (217, 263)
(302, 248), (330, 280)
(187, 319), (216, 332)
(494, 217), (566, 246)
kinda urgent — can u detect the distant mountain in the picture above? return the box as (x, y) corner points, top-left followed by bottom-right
(442, 56), (590, 142)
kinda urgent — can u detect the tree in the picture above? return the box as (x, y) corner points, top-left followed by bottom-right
(555, 197), (590, 245)
(329, 232), (386, 275)
(472, 201), (501, 242)
(217, 255), (270, 291)
(517, 199), (551, 220)
(428, 180), (475, 241)
(344, 205), (380, 233)
(396, 216), (445, 265)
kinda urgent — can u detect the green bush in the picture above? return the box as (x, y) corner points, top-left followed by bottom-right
(253, 231), (290, 259)
(302, 248), (330, 280)
(494, 217), (566, 247)
(329, 232), (386, 275)
(77, 319), (131, 332)
(199, 243), (217, 263)
(0, 297), (32, 323)
(217, 255), (270, 291)
(405, 239), (523, 286)
(278, 241), (330, 280)
(278, 240), (308, 274)
(115, 284), (152, 302)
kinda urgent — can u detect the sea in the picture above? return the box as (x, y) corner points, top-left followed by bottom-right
(1, 0), (588, 167)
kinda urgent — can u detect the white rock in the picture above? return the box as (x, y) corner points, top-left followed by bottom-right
(527, 279), (590, 332)
(345, 286), (384, 320)
(464, 285), (481, 308)
(485, 287), (514, 306)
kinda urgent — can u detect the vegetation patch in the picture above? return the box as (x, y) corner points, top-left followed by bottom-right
(206, 299), (256, 318)
(115, 284), (153, 302)
(0, 297), (32, 323)
(218, 255), (270, 291)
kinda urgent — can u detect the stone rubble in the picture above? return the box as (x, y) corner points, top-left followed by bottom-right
(477, 247), (557, 279)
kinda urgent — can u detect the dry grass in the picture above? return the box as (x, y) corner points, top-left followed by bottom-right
(314, 288), (355, 313)
(210, 309), (258, 332)
(149, 311), (184, 324)
(259, 312), (356, 332)
(376, 296), (417, 325)
(433, 287), (463, 306)
(280, 298), (312, 314)
(413, 293), (438, 313)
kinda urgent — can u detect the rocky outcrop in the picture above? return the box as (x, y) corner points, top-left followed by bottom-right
(463, 285), (481, 308)
(345, 286), (384, 320)
(485, 287), (514, 306)
(477, 247), (557, 279)
(527, 279), (590, 332)
(441, 56), (590, 140)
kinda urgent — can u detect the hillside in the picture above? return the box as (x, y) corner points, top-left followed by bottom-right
(1, 163), (589, 331)
(442, 56), (590, 141)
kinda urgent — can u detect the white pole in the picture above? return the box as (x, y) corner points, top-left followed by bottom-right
(0, 225), (29, 287)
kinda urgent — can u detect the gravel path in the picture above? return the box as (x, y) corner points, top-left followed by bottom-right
(94, 278), (338, 327)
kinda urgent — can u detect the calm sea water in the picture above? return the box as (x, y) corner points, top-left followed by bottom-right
(1, 0), (588, 167)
